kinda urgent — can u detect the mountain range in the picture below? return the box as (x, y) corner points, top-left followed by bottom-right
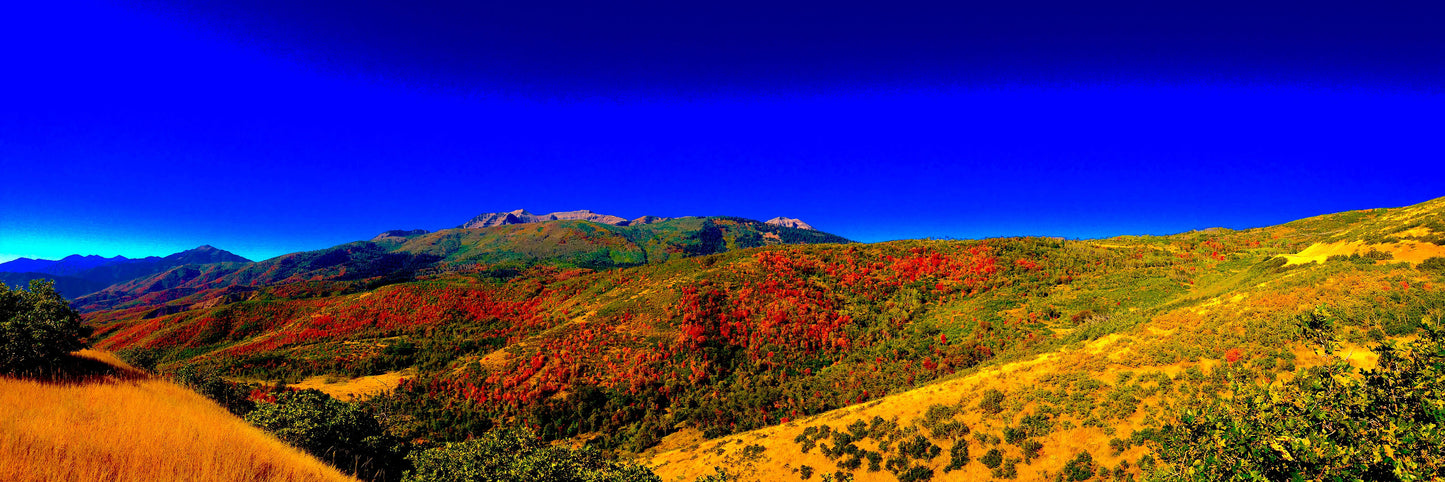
(30, 200), (1445, 480)
(3, 212), (841, 309)
(0, 246), (252, 299)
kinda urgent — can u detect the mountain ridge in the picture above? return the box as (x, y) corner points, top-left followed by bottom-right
(73, 216), (851, 311)
(0, 246), (252, 299)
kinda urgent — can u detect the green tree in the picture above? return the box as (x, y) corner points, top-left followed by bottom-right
(173, 365), (256, 416)
(403, 427), (660, 482)
(0, 280), (91, 373)
(245, 389), (406, 481)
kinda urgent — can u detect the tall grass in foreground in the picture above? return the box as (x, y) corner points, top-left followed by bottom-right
(0, 350), (354, 482)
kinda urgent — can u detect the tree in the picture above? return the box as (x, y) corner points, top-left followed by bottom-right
(245, 389), (407, 481)
(0, 279), (92, 373)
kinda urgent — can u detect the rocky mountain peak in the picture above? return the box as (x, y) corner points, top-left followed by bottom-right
(461, 209), (632, 229)
(765, 217), (815, 230)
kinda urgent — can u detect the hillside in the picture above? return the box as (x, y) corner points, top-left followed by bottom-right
(0, 350), (353, 482)
(80, 197), (1445, 480)
(76, 216), (849, 311)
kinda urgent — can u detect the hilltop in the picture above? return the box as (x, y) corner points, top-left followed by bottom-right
(75, 196), (1445, 480)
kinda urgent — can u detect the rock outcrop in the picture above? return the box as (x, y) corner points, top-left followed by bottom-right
(460, 209), (631, 229)
(765, 217), (815, 230)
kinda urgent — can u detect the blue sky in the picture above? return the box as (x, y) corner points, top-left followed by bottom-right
(3, 1), (1444, 263)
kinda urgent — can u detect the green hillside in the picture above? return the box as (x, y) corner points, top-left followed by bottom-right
(75, 216), (847, 312)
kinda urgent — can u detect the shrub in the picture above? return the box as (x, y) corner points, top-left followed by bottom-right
(981, 448), (1003, 469)
(977, 389), (1006, 415)
(403, 427), (658, 482)
(1421, 256), (1445, 274)
(1003, 426), (1025, 445)
(116, 346), (162, 372)
(174, 365), (255, 416)
(1021, 439), (1044, 463)
(1062, 451), (1095, 481)
(897, 434), (939, 460)
(799, 465), (814, 480)
(993, 457), (1019, 479)
(1148, 316), (1445, 481)
(883, 454), (909, 473)
(943, 441), (969, 473)
(867, 416), (897, 440)
(838, 454), (863, 471)
(0, 280), (91, 373)
(847, 419), (868, 438)
(1107, 437), (1130, 456)
(247, 389), (406, 481)
(897, 466), (934, 482)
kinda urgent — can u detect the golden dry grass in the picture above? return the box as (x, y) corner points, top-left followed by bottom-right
(1281, 240), (1445, 265)
(0, 350), (355, 482)
(289, 371), (407, 402)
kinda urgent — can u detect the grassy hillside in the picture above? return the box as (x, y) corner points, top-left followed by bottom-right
(79, 197), (1445, 480)
(0, 350), (354, 482)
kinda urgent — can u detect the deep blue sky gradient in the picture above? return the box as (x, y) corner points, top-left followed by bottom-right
(3, 1), (1444, 262)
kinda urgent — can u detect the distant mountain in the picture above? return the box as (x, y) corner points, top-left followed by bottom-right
(0, 254), (134, 276)
(460, 209), (631, 228)
(765, 217), (815, 230)
(0, 272), (110, 299)
(162, 245), (251, 265)
(0, 246), (252, 300)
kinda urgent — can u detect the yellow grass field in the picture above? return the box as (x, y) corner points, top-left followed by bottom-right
(0, 350), (354, 482)
(289, 371), (407, 402)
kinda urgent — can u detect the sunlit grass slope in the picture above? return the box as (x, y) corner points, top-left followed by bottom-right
(0, 350), (354, 482)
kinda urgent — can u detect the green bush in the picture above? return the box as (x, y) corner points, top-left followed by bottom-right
(0, 280), (91, 373)
(403, 427), (658, 482)
(992, 458), (1019, 479)
(896, 466), (934, 482)
(942, 441), (969, 473)
(1421, 256), (1445, 275)
(981, 448), (1003, 469)
(247, 389), (406, 481)
(116, 346), (163, 373)
(174, 365), (255, 416)
(1148, 316), (1445, 481)
(865, 451), (882, 471)
(977, 389), (1006, 415)
(1021, 439), (1043, 463)
(1062, 451), (1095, 481)
(896, 434), (939, 460)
